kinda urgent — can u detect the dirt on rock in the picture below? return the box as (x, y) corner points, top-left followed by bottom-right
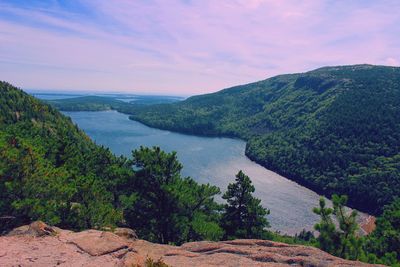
(0, 222), (384, 267)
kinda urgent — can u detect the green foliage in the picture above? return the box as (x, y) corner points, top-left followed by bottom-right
(221, 170), (269, 239)
(313, 195), (361, 260)
(313, 195), (400, 265)
(366, 198), (400, 263)
(116, 146), (223, 244)
(0, 82), (130, 231)
(332, 195), (362, 260)
(313, 195), (362, 260)
(0, 82), (223, 245)
(267, 230), (316, 246)
(123, 65), (400, 215)
(313, 197), (338, 254)
(143, 257), (170, 267)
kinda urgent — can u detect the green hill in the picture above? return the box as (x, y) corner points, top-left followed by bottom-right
(0, 81), (134, 230)
(128, 64), (400, 214)
(46, 94), (184, 111)
(0, 82), (223, 244)
(47, 95), (128, 111)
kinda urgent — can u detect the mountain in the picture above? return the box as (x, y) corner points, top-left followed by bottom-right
(128, 64), (400, 214)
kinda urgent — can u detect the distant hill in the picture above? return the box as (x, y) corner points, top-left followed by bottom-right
(46, 94), (184, 111)
(47, 96), (129, 111)
(128, 64), (400, 214)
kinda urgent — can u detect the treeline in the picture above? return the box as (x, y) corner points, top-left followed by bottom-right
(47, 95), (183, 111)
(47, 96), (132, 111)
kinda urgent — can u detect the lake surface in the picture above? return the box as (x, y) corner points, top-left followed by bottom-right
(63, 110), (326, 234)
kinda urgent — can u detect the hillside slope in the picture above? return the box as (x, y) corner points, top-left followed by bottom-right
(0, 81), (134, 231)
(0, 82), (225, 246)
(129, 65), (400, 214)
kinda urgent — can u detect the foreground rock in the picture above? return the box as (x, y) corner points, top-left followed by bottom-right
(0, 222), (383, 267)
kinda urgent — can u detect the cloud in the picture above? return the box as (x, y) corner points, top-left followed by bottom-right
(0, 0), (399, 95)
(384, 57), (399, 66)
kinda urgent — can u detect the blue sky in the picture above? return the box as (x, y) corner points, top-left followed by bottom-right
(0, 0), (399, 95)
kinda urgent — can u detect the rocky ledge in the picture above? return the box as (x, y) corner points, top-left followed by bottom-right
(0, 222), (383, 267)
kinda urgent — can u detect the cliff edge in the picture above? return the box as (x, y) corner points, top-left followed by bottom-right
(0, 222), (383, 267)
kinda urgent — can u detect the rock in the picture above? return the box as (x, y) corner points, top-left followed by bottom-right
(7, 221), (57, 237)
(68, 230), (130, 256)
(359, 216), (376, 235)
(113, 227), (138, 240)
(0, 222), (386, 266)
(6, 225), (30, 236)
(123, 251), (145, 266)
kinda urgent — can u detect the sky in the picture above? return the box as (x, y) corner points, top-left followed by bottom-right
(0, 0), (399, 95)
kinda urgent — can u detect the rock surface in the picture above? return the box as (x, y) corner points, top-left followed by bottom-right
(0, 222), (383, 267)
(359, 216), (376, 236)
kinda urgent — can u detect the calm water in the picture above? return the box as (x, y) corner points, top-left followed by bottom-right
(63, 110), (326, 234)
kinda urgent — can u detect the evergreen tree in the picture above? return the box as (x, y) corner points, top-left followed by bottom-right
(221, 170), (269, 239)
(123, 146), (222, 244)
(313, 197), (338, 255)
(366, 198), (400, 262)
(313, 195), (361, 260)
(332, 195), (361, 260)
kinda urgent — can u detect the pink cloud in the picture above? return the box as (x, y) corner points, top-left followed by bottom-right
(0, 0), (399, 95)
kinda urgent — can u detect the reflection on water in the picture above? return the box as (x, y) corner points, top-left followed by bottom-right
(63, 110), (346, 234)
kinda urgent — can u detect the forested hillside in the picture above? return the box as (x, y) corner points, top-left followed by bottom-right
(127, 65), (400, 215)
(0, 81), (225, 244)
(0, 82), (128, 230)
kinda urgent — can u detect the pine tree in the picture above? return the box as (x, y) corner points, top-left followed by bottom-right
(313, 197), (338, 255)
(221, 170), (269, 239)
(332, 194), (360, 260)
(123, 146), (222, 244)
(313, 195), (361, 260)
(366, 198), (400, 262)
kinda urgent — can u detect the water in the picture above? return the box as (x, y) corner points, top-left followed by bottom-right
(63, 110), (328, 234)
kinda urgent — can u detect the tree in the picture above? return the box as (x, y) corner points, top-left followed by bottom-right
(313, 195), (361, 260)
(313, 197), (338, 255)
(366, 198), (400, 263)
(221, 170), (269, 239)
(332, 195), (361, 260)
(123, 146), (222, 244)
